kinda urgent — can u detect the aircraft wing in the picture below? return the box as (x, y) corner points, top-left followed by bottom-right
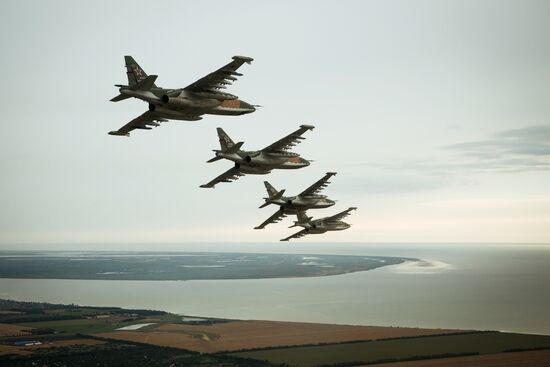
(299, 172), (337, 197)
(200, 167), (245, 188)
(280, 229), (310, 241)
(261, 125), (315, 153)
(108, 111), (167, 136)
(254, 210), (287, 230)
(326, 207), (357, 223)
(183, 56), (253, 97)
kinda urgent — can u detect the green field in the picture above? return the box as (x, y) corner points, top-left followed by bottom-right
(1, 338), (276, 367)
(0, 251), (409, 280)
(230, 332), (550, 367)
(19, 318), (134, 334)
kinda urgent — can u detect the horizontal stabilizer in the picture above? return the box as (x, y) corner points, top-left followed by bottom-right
(272, 189), (286, 200)
(226, 141), (244, 153)
(207, 156), (223, 163)
(130, 75), (158, 91)
(110, 94), (131, 102)
(259, 202), (271, 209)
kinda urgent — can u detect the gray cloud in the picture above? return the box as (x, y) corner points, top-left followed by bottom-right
(354, 125), (550, 196)
(443, 125), (550, 172)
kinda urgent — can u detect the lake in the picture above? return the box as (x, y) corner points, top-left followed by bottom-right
(0, 244), (549, 335)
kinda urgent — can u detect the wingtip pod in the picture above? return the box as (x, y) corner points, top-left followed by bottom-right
(350, 207), (358, 211)
(300, 124), (315, 130)
(327, 172), (337, 176)
(232, 55), (254, 64)
(108, 131), (129, 137)
(200, 184), (214, 189)
(280, 238), (290, 242)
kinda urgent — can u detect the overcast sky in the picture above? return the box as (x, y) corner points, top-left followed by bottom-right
(1, 0), (549, 248)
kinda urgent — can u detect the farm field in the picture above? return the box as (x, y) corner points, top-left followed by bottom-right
(0, 323), (32, 337)
(0, 338), (105, 356)
(230, 332), (550, 366)
(94, 320), (463, 352)
(19, 318), (134, 334)
(3, 299), (550, 367)
(365, 349), (550, 367)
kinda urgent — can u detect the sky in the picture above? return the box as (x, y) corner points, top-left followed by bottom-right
(0, 0), (549, 248)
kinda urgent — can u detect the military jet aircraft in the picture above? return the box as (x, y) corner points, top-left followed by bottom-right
(108, 55), (256, 136)
(280, 207), (357, 241)
(200, 125), (314, 188)
(254, 172), (337, 229)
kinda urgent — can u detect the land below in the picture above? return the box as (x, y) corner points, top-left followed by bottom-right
(0, 251), (411, 280)
(1, 299), (549, 367)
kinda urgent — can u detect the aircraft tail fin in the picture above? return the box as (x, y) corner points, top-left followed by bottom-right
(124, 56), (157, 88)
(110, 74), (157, 102)
(217, 128), (243, 152)
(260, 182), (286, 208)
(264, 181), (279, 198)
(290, 212), (310, 228)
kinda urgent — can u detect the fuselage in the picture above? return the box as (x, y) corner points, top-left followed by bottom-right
(217, 150), (310, 174)
(269, 196), (335, 213)
(120, 87), (256, 120)
(300, 220), (351, 233)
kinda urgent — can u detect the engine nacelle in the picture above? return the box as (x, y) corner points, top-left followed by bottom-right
(161, 95), (194, 109)
(162, 95), (220, 109)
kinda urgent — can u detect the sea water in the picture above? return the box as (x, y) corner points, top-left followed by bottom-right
(0, 244), (549, 335)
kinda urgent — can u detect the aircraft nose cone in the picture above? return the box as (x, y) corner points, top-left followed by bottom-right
(240, 100), (256, 113)
(301, 158), (310, 167)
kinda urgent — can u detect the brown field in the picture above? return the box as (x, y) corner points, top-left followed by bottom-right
(0, 344), (33, 356)
(95, 320), (464, 353)
(0, 323), (32, 337)
(365, 349), (550, 367)
(0, 338), (104, 356)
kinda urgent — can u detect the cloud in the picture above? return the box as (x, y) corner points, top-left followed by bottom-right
(443, 125), (550, 172)
(349, 125), (550, 195)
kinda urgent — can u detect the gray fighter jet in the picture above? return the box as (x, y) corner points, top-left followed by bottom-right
(200, 125), (314, 188)
(281, 207), (357, 241)
(109, 56), (256, 136)
(254, 172), (337, 229)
